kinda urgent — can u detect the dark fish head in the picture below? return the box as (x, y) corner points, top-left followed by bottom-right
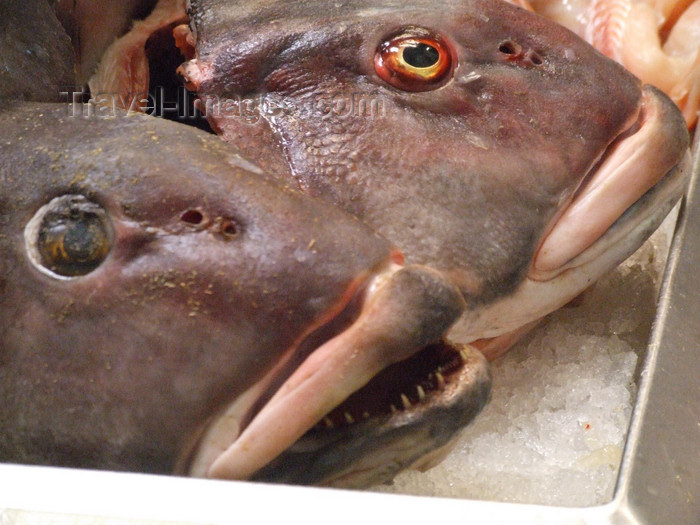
(181, 0), (691, 348)
(0, 103), (489, 487)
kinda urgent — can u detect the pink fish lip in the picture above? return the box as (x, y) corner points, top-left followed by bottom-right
(530, 84), (691, 279)
(184, 262), (490, 486)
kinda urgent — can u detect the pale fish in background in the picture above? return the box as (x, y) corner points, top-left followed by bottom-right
(526, 0), (700, 128)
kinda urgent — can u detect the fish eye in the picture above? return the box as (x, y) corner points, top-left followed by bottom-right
(25, 195), (113, 278)
(374, 29), (453, 91)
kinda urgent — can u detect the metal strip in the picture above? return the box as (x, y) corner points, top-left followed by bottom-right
(612, 130), (700, 524)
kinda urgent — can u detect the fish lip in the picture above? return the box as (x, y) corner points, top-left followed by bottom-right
(249, 342), (491, 488)
(186, 262), (473, 484)
(531, 84), (691, 279)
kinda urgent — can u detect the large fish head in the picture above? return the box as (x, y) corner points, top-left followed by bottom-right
(0, 103), (489, 487)
(180, 0), (691, 351)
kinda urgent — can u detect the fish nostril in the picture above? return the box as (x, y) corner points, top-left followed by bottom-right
(528, 51), (544, 66)
(180, 209), (205, 225)
(498, 40), (522, 56)
(219, 218), (239, 238)
(180, 210), (238, 238)
(499, 41), (543, 67)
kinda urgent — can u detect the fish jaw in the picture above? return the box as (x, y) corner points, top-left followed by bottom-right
(451, 144), (690, 347)
(186, 263), (491, 485)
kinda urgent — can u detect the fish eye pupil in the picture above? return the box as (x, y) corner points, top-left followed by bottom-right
(31, 195), (113, 277)
(402, 43), (439, 68)
(61, 217), (105, 261)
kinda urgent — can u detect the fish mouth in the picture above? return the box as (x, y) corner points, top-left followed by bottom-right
(448, 85), (690, 349)
(185, 263), (491, 486)
(532, 84), (691, 278)
(250, 341), (490, 487)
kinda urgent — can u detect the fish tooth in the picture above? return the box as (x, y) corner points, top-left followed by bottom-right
(363, 411), (370, 419)
(344, 412), (355, 424)
(390, 404), (398, 414)
(324, 417), (334, 429)
(459, 349), (469, 362)
(416, 385), (426, 401)
(436, 371), (446, 389)
(401, 394), (412, 409)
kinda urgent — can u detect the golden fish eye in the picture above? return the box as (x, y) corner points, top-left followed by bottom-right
(375, 30), (453, 91)
(32, 195), (113, 277)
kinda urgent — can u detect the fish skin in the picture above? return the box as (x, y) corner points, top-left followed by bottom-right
(183, 0), (651, 306)
(0, 0), (75, 101)
(0, 102), (395, 473)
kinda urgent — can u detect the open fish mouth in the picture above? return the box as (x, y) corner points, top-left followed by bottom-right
(184, 263), (491, 487)
(250, 341), (490, 487)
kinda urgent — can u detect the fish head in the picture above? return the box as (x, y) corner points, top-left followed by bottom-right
(0, 103), (489, 486)
(181, 0), (691, 348)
